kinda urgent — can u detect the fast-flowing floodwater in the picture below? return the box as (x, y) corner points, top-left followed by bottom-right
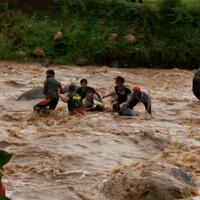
(0, 61), (200, 200)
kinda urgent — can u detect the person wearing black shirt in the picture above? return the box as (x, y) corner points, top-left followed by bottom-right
(102, 76), (131, 112)
(77, 79), (102, 101)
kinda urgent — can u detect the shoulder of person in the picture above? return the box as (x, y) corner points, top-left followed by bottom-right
(77, 87), (82, 91)
(75, 93), (82, 99)
(88, 86), (95, 91)
(142, 89), (150, 96)
(56, 80), (61, 85)
(125, 86), (131, 93)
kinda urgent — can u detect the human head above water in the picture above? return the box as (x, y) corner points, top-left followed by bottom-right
(69, 84), (77, 93)
(46, 69), (55, 78)
(80, 79), (88, 87)
(115, 76), (125, 86)
(133, 85), (142, 94)
(86, 89), (94, 99)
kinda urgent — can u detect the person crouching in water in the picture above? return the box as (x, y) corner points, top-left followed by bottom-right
(119, 85), (152, 116)
(59, 84), (85, 116)
(77, 79), (102, 102)
(103, 76), (131, 112)
(83, 90), (104, 112)
(34, 70), (63, 112)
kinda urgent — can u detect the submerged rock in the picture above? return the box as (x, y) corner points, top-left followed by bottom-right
(17, 87), (45, 100)
(17, 85), (75, 100)
(102, 162), (197, 200)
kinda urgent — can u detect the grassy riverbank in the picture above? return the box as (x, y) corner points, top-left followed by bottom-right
(0, 0), (200, 68)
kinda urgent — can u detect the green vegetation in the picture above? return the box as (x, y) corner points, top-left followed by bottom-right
(0, 197), (11, 200)
(0, 0), (200, 68)
(0, 150), (12, 200)
(0, 150), (12, 170)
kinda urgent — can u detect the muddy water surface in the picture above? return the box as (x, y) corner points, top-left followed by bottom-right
(0, 61), (200, 200)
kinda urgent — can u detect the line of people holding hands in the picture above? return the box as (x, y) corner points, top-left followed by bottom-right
(34, 69), (152, 116)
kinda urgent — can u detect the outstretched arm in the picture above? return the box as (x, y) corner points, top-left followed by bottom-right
(58, 93), (69, 103)
(94, 91), (102, 102)
(59, 83), (64, 94)
(102, 91), (115, 99)
(145, 102), (152, 114)
(84, 105), (96, 111)
(144, 94), (152, 114)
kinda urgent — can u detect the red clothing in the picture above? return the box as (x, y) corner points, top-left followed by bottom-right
(1, 183), (6, 196)
(71, 108), (85, 116)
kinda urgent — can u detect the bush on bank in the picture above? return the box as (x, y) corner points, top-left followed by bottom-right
(0, 0), (200, 68)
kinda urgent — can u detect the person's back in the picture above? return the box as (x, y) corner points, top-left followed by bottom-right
(34, 70), (62, 112)
(128, 86), (151, 114)
(68, 92), (82, 112)
(59, 84), (84, 116)
(193, 68), (200, 99)
(131, 89), (150, 102)
(44, 76), (61, 99)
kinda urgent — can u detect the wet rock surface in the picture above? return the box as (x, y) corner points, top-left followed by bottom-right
(17, 87), (44, 100)
(102, 162), (197, 200)
(17, 85), (73, 100)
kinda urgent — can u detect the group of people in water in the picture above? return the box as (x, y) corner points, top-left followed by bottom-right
(34, 69), (152, 116)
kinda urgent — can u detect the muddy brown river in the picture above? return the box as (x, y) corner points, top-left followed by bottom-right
(0, 61), (200, 200)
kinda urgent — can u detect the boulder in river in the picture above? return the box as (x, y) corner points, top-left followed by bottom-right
(122, 34), (137, 44)
(17, 87), (45, 100)
(102, 161), (197, 200)
(17, 85), (74, 100)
